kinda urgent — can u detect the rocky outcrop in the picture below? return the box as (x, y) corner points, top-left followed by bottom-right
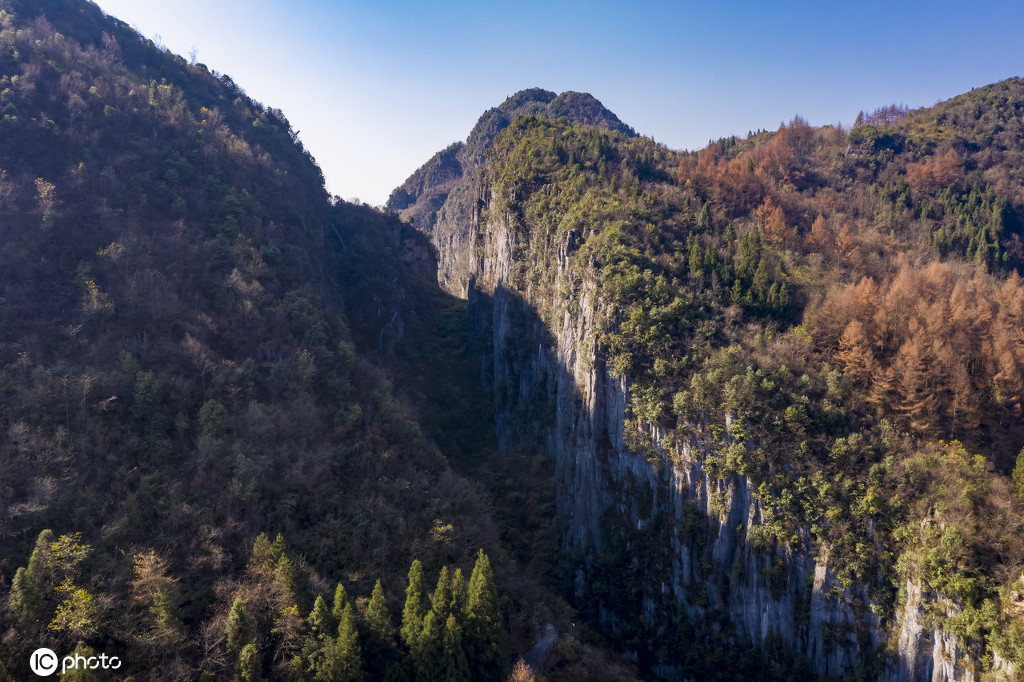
(387, 88), (635, 295)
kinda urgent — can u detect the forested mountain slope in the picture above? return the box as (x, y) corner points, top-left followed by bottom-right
(396, 82), (1024, 679)
(0, 1), (581, 679)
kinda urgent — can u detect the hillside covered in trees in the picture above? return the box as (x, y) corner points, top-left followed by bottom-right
(0, 0), (638, 679)
(3, 0), (1024, 679)
(393, 79), (1024, 679)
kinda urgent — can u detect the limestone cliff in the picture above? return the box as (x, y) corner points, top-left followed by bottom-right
(393, 94), (1022, 680)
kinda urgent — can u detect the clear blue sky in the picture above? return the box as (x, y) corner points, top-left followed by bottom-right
(92, 0), (1024, 206)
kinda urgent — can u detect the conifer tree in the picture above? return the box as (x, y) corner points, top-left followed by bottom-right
(366, 579), (394, 643)
(226, 598), (256, 656)
(431, 565), (454, 624)
(302, 596), (335, 681)
(8, 529), (55, 623)
(238, 642), (262, 682)
(441, 614), (470, 682)
(332, 582), (349, 627)
(464, 550), (506, 679)
(451, 568), (467, 619)
(401, 560), (429, 648)
(335, 603), (363, 682)
(363, 578), (396, 677)
(413, 611), (444, 682)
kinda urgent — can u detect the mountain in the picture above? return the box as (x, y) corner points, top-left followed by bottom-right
(395, 82), (1024, 679)
(0, 2), (641, 680)
(3, 0), (1024, 678)
(386, 88), (636, 295)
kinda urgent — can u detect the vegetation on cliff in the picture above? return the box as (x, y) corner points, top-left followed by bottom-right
(465, 80), (1024, 677)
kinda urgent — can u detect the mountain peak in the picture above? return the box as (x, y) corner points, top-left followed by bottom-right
(463, 88), (636, 163)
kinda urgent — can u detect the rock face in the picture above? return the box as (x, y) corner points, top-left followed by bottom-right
(394, 98), (1014, 680)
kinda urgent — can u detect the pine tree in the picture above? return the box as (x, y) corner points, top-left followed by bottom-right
(238, 642), (262, 682)
(335, 603), (363, 682)
(332, 582), (349, 627)
(249, 533), (276, 577)
(401, 560), (429, 648)
(413, 611), (444, 682)
(451, 568), (467, 619)
(302, 596), (336, 682)
(697, 203), (713, 231)
(431, 566), (454, 625)
(364, 579), (395, 678)
(441, 614), (470, 682)
(464, 550), (506, 680)
(8, 529), (54, 624)
(1013, 446), (1024, 499)
(366, 580), (394, 643)
(226, 598), (256, 656)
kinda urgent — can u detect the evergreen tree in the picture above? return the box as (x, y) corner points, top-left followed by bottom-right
(451, 568), (467, 619)
(8, 529), (55, 624)
(226, 598), (256, 656)
(366, 579), (394, 643)
(401, 560), (429, 648)
(464, 550), (506, 680)
(413, 611), (444, 682)
(238, 642), (262, 682)
(441, 614), (470, 682)
(249, 533), (276, 577)
(302, 596), (336, 682)
(431, 566), (454, 625)
(364, 578), (396, 677)
(308, 596), (332, 639)
(1013, 446), (1024, 499)
(697, 203), (713, 231)
(332, 582), (349, 626)
(335, 603), (363, 682)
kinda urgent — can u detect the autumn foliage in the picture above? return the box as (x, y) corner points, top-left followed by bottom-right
(811, 259), (1024, 441)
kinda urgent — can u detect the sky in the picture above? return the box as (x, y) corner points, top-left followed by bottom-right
(91, 0), (1024, 207)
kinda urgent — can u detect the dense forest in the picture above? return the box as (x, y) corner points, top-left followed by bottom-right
(3, 0), (1024, 679)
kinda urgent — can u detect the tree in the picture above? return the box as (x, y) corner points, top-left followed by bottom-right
(401, 560), (429, 648)
(335, 603), (363, 682)
(226, 598), (256, 656)
(413, 611), (444, 682)
(130, 549), (182, 649)
(59, 642), (106, 682)
(1013, 447), (1024, 500)
(441, 614), (470, 682)
(451, 568), (467, 618)
(363, 579), (396, 677)
(431, 566), (454, 625)
(238, 642), (262, 682)
(807, 213), (831, 252)
(332, 582), (349, 626)
(302, 596), (336, 682)
(836, 320), (876, 390)
(465, 550), (506, 680)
